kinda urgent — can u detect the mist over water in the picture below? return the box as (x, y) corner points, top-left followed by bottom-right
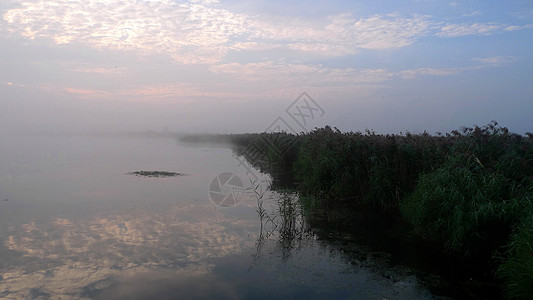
(1, 0), (532, 297)
(0, 133), (435, 299)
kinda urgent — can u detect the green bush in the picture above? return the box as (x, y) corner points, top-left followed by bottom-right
(498, 216), (533, 299)
(197, 122), (533, 298)
(293, 126), (452, 210)
(401, 157), (532, 254)
(401, 123), (533, 257)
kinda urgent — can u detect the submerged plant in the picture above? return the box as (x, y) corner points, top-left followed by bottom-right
(247, 179), (277, 240)
(248, 179), (311, 267)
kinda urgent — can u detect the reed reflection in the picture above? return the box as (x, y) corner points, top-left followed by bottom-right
(249, 180), (313, 268)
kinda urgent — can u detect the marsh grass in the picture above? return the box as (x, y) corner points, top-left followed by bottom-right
(247, 179), (277, 240)
(293, 126), (453, 211)
(399, 123), (533, 297)
(248, 179), (311, 267)
(497, 216), (533, 300)
(185, 121), (533, 298)
(401, 123), (533, 252)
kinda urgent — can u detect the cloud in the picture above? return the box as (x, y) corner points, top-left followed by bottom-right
(3, 0), (250, 64)
(251, 13), (432, 52)
(462, 10), (482, 17)
(206, 56), (522, 98)
(38, 56), (515, 101)
(71, 66), (122, 75)
(437, 22), (533, 38)
(3, 0), (529, 106)
(504, 24), (533, 31)
(473, 56), (520, 66)
(53, 83), (209, 102)
(2, 1), (433, 64)
(398, 67), (462, 79)
(287, 43), (354, 56)
(209, 61), (395, 87)
(437, 22), (504, 37)
(1, 81), (25, 87)
(209, 61), (492, 87)
(231, 42), (283, 51)
(347, 14), (432, 49)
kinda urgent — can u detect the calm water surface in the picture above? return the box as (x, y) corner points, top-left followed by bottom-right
(0, 133), (435, 299)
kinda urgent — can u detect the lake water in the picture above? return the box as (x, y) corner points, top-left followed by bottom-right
(0, 133), (437, 299)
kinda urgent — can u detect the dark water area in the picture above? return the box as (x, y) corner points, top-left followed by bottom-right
(0, 133), (495, 299)
(307, 206), (501, 300)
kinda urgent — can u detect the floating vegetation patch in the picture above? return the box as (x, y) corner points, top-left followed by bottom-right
(127, 171), (185, 178)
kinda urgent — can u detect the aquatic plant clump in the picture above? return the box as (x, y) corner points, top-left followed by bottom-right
(401, 124), (533, 254)
(127, 171), (185, 178)
(201, 121), (533, 299)
(497, 215), (533, 300)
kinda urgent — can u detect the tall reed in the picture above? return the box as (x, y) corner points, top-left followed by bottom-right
(183, 121), (533, 298)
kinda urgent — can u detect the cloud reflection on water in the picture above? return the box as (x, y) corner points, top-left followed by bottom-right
(1, 203), (258, 299)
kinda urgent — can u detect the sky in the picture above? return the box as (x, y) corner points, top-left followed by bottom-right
(0, 0), (532, 134)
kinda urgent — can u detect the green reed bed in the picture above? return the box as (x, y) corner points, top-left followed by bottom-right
(497, 215), (533, 299)
(181, 122), (533, 298)
(400, 123), (533, 299)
